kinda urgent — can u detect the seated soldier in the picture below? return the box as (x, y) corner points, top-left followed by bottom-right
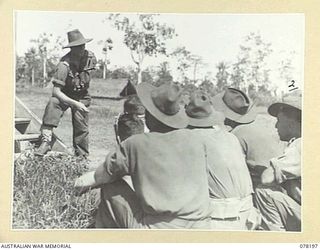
(185, 91), (260, 230)
(114, 95), (145, 143)
(255, 90), (302, 231)
(211, 88), (284, 189)
(116, 113), (144, 142)
(74, 82), (212, 229)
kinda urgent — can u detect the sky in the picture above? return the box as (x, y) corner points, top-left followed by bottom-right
(15, 11), (304, 90)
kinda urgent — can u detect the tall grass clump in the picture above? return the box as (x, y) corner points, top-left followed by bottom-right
(13, 151), (98, 229)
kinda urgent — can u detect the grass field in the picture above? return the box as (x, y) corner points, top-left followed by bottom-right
(16, 78), (280, 165)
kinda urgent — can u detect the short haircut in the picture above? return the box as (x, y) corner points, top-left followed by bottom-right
(117, 113), (144, 142)
(123, 95), (145, 115)
(145, 109), (176, 132)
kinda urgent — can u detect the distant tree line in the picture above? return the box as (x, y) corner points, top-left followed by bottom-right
(16, 14), (298, 107)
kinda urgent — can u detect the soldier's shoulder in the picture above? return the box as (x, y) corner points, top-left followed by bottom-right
(60, 52), (71, 65)
(55, 61), (69, 72)
(86, 50), (96, 57)
(121, 132), (147, 146)
(232, 122), (260, 135)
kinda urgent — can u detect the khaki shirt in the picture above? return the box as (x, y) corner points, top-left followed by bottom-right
(271, 138), (301, 182)
(102, 129), (211, 221)
(232, 119), (285, 187)
(193, 127), (253, 199)
(271, 137), (301, 204)
(52, 52), (91, 99)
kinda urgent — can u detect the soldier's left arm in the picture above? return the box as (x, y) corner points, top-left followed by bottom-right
(270, 139), (301, 184)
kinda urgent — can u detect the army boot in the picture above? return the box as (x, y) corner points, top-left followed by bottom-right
(35, 127), (52, 156)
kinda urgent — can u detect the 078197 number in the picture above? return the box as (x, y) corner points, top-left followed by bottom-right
(300, 244), (319, 248)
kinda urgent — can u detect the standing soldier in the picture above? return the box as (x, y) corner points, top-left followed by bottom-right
(35, 29), (96, 157)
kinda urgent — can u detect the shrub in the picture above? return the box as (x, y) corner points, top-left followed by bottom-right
(13, 151), (98, 229)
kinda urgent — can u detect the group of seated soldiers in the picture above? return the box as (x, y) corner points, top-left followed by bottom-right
(75, 82), (302, 231)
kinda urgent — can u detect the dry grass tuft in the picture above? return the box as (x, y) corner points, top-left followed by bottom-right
(13, 150), (98, 229)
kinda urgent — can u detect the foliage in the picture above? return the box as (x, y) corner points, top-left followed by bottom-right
(277, 50), (297, 93)
(24, 47), (42, 86)
(189, 55), (205, 83)
(111, 67), (132, 79)
(16, 55), (27, 81)
(13, 152), (97, 229)
(17, 18), (298, 106)
(171, 47), (205, 84)
(30, 33), (64, 82)
(139, 62), (174, 87)
(171, 46), (192, 83)
(154, 62), (173, 86)
(16, 33), (64, 87)
(141, 68), (155, 84)
(215, 61), (230, 92)
(180, 83), (198, 105)
(98, 38), (113, 79)
(230, 61), (244, 90)
(198, 79), (218, 98)
(249, 85), (278, 107)
(108, 14), (176, 84)
(230, 32), (273, 95)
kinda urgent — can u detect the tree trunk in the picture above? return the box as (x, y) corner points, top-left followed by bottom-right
(31, 68), (35, 86)
(273, 89), (277, 97)
(43, 56), (47, 81)
(193, 62), (198, 84)
(103, 51), (108, 80)
(130, 50), (142, 85)
(137, 69), (142, 85)
(103, 64), (106, 80)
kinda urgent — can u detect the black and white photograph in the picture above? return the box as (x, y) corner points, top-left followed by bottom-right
(13, 11), (304, 231)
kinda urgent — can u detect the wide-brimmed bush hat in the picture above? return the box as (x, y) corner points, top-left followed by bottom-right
(268, 90), (302, 117)
(63, 29), (93, 49)
(186, 91), (225, 127)
(211, 87), (257, 124)
(137, 82), (188, 129)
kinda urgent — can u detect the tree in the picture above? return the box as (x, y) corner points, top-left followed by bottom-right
(230, 61), (244, 90)
(230, 32), (273, 95)
(198, 79), (217, 97)
(154, 62), (173, 86)
(110, 67), (131, 79)
(30, 33), (65, 83)
(98, 38), (113, 79)
(16, 55), (27, 81)
(277, 50), (297, 96)
(171, 46), (192, 84)
(171, 47), (205, 85)
(25, 47), (40, 86)
(31, 33), (50, 81)
(189, 55), (205, 84)
(108, 14), (176, 84)
(141, 68), (155, 85)
(215, 61), (230, 91)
